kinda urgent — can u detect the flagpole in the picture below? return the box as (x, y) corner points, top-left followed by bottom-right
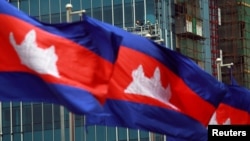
(60, 106), (65, 141)
(17, 0), (20, 10)
(10, 102), (13, 141)
(66, 3), (86, 23)
(65, 4), (86, 141)
(216, 49), (233, 81)
(20, 102), (23, 141)
(208, 50), (234, 126)
(16, 2), (24, 141)
(65, 4), (74, 141)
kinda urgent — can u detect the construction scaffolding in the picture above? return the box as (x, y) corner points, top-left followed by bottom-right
(217, 0), (250, 88)
(209, 0), (220, 78)
(174, 0), (206, 68)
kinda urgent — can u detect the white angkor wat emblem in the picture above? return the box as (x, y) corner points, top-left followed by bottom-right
(9, 29), (59, 77)
(124, 65), (178, 110)
(209, 112), (231, 125)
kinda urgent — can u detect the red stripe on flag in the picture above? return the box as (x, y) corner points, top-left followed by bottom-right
(216, 103), (250, 124)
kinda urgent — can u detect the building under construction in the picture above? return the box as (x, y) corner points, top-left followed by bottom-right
(215, 0), (250, 88)
(172, 0), (250, 88)
(174, 0), (206, 69)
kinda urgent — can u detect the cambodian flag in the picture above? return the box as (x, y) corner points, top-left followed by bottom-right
(0, 1), (122, 114)
(85, 17), (227, 140)
(209, 84), (250, 125)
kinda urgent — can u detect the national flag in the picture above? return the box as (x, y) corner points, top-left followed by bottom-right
(85, 17), (227, 141)
(209, 84), (250, 125)
(0, 1), (122, 114)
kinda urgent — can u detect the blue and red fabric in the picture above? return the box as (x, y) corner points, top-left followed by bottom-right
(85, 17), (227, 141)
(211, 84), (250, 125)
(0, 1), (122, 114)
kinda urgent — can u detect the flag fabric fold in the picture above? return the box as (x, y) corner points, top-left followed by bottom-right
(0, 1), (122, 114)
(85, 17), (227, 140)
(0, 1), (231, 140)
(209, 84), (250, 125)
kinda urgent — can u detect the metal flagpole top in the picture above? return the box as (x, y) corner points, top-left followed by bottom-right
(216, 49), (234, 81)
(66, 3), (73, 9)
(66, 3), (86, 23)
